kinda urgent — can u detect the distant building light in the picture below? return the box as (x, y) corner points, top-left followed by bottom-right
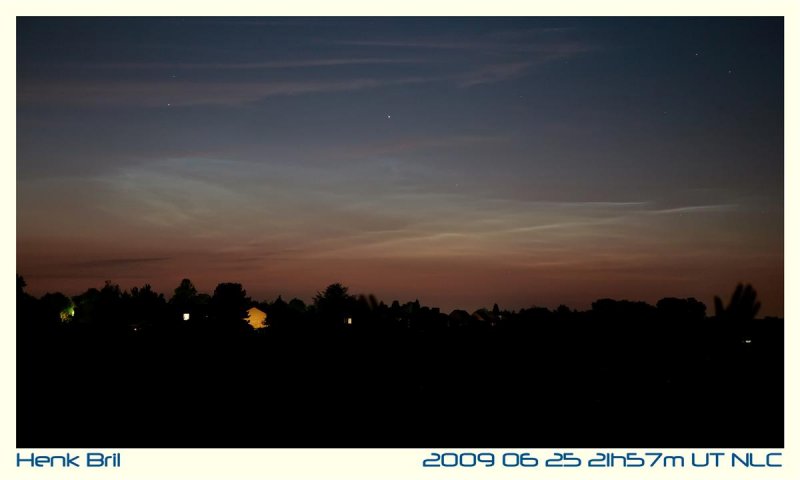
(183, 313), (190, 321)
(744, 339), (752, 344)
(346, 317), (353, 325)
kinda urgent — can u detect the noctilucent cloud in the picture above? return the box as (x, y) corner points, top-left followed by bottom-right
(17, 17), (783, 315)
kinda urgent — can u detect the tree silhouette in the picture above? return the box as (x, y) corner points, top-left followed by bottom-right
(39, 292), (74, 325)
(71, 281), (127, 331)
(17, 275), (37, 325)
(128, 284), (168, 329)
(288, 297), (306, 313)
(313, 283), (354, 326)
(714, 283), (761, 321)
(171, 278), (198, 305)
(656, 297), (706, 321)
(169, 278), (202, 323)
(210, 282), (251, 331)
(14, 273), (783, 448)
(266, 295), (288, 329)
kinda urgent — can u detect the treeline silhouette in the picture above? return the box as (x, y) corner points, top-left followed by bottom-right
(17, 276), (782, 448)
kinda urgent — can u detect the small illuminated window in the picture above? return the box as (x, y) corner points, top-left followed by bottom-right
(346, 317), (353, 325)
(183, 313), (190, 321)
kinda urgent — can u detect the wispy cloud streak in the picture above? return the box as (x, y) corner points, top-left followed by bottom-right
(74, 58), (425, 70)
(70, 257), (172, 268)
(648, 204), (738, 215)
(18, 76), (441, 107)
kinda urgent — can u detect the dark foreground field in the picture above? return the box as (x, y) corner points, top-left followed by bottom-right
(18, 310), (782, 448)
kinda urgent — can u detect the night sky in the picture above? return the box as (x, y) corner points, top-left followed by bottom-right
(17, 17), (783, 316)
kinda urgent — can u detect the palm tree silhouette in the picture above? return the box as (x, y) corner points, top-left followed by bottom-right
(714, 283), (761, 321)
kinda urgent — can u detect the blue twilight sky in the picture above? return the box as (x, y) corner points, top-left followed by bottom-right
(17, 17), (783, 315)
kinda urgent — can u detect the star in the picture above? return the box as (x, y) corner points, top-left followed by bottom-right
(386, 114), (391, 119)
